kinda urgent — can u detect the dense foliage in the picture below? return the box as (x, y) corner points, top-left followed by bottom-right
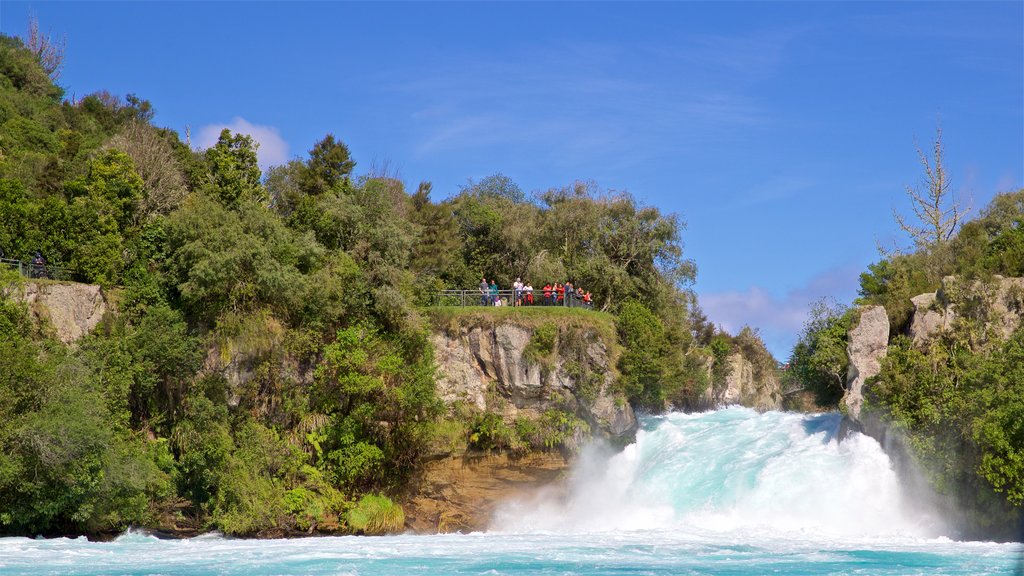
(0, 34), (744, 536)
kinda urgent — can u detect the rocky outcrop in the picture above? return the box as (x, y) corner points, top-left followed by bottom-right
(843, 305), (889, 420)
(909, 275), (1024, 347)
(908, 292), (948, 347)
(9, 281), (108, 344)
(431, 322), (636, 440)
(712, 352), (782, 411)
(404, 451), (568, 533)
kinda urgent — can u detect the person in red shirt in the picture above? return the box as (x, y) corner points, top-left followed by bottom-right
(556, 283), (564, 304)
(543, 284), (552, 305)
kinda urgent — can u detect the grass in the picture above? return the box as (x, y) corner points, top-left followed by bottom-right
(424, 305), (617, 343)
(345, 494), (405, 535)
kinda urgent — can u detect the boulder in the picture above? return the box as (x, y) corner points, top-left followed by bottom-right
(908, 292), (949, 348)
(844, 305), (889, 420)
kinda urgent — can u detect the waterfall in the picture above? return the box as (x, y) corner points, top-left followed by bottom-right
(493, 407), (946, 538)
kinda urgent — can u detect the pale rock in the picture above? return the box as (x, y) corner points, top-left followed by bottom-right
(431, 323), (636, 440)
(909, 292), (949, 347)
(908, 275), (1024, 347)
(844, 305), (889, 420)
(718, 353), (748, 406)
(12, 282), (107, 344)
(711, 352), (782, 411)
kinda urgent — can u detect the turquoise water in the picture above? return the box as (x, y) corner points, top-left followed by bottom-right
(2, 408), (1021, 575)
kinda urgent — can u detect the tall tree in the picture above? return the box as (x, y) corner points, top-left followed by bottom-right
(204, 129), (265, 208)
(893, 126), (969, 250)
(300, 134), (355, 196)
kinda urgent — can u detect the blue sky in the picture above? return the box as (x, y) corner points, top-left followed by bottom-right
(2, 2), (1021, 358)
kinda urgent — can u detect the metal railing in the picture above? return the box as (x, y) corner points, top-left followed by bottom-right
(1, 257), (81, 282)
(429, 288), (594, 309)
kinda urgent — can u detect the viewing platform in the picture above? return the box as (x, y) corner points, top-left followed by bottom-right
(428, 289), (594, 309)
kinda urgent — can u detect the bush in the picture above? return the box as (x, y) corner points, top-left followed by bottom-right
(468, 413), (521, 452)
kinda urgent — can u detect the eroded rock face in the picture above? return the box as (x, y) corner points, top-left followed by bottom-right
(431, 323), (636, 440)
(404, 452), (568, 533)
(728, 352), (781, 411)
(844, 305), (889, 420)
(13, 282), (107, 344)
(702, 352), (782, 411)
(909, 275), (1024, 347)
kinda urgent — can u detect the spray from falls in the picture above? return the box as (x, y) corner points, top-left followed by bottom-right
(492, 407), (947, 538)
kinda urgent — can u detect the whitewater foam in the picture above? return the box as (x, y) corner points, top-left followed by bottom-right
(492, 407), (946, 538)
(2, 408), (1019, 575)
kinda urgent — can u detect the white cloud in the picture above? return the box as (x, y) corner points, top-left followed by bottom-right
(196, 117), (289, 170)
(698, 265), (862, 360)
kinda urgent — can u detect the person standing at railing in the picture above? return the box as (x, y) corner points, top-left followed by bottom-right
(489, 279), (498, 306)
(513, 277), (523, 307)
(480, 277), (490, 306)
(543, 283), (552, 305)
(525, 283), (534, 305)
(556, 283), (564, 305)
(31, 251), (47, 279)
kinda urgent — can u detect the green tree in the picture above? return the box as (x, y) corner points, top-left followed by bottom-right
(787, 299), (855, 407)
(204, 129), (266, 208)
(300, 134), (355, 196)
(165, 194), (323, 321)
(617, 300), (668, 410)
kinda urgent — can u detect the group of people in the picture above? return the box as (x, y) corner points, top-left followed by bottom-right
(478, 277), (593, 309)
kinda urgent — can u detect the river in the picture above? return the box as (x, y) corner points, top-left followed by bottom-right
(2, 408), (1020, 575)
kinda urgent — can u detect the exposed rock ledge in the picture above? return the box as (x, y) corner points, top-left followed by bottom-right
(404, 451), (568, 533)
(6, 281), (108, 344)
(408, 319), (635, 532)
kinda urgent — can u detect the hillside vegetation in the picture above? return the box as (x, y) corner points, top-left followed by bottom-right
(0, 33), (775, 537)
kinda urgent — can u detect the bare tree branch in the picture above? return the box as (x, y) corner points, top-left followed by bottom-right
(894, 125), (970, 250)
(26, 12), (66, 82)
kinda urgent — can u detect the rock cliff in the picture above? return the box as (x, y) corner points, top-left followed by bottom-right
(710, 352), (782, 411)
(404, 451), (567, 533)
(430, 321), (636, 440)
(843, 285), (1024, 541)
(404, 316), (636, 532)
(8, 281), (108, 344)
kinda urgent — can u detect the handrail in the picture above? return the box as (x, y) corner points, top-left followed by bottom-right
(1, 257), (81, 282)
(429, 288), (594, 309)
